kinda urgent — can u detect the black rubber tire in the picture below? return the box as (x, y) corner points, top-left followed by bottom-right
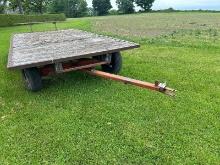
(22, 67), (42, 92)
(101, 52), (122, 74)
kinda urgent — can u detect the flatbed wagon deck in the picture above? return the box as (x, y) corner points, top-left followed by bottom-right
(8, 29), (139, 70)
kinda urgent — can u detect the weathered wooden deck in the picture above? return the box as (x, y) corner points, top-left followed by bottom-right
(7, 29), (139, 69)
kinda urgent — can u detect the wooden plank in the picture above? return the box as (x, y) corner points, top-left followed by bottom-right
(8, 29), (140, 70)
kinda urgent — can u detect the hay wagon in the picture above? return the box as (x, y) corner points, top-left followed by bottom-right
(7, 29), (175, 96)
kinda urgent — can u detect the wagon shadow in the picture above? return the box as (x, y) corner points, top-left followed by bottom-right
(42, 70), (106, 92)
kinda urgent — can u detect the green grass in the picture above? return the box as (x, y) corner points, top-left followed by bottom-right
(0, 13), (220, 164)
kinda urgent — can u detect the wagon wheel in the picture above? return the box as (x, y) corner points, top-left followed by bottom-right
(22, 67), (43, 92)
(101, 52), (122, 74)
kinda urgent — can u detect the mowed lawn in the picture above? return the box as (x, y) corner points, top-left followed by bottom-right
(0, 13), (220, 164)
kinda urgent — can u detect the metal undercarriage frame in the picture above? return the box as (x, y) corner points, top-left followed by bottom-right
(39, 58), (176, 96)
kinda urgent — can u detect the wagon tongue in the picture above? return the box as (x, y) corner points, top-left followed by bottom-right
(83, 69), (176, 97)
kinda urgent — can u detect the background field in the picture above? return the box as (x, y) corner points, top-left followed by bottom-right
(90, 13), (220, 37)
(0, 13), (220, 164)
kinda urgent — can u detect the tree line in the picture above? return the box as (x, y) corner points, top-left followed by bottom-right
(0, 0), (155, 17)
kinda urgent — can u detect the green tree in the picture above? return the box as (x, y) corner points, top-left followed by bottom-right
(29, 0), (50, 14)
(17, 0), (24, 14)
(8, 0), (25, 14)
(87, 7), (94, 16)
(135, 0), (155, 11)
(50, 0), (87, 17)
(0, 0), (8, 13)
(116, 0), (134, 14)
(8, 0), (49, 14)
(92, 0), (112, 16)
(49, 0), (65, 13)
(68, 0), (87, 17)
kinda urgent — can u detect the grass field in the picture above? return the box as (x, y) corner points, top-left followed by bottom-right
(0, 13), (220, 164)
(91, 12), (220, 37)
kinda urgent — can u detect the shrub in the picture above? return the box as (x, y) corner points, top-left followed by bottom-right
(109, 9), (119, 15)
(0, 13), (66, 27)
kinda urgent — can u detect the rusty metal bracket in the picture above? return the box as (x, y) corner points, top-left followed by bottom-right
(55, 63), (64, 73)
(155, 81), (176, 96)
